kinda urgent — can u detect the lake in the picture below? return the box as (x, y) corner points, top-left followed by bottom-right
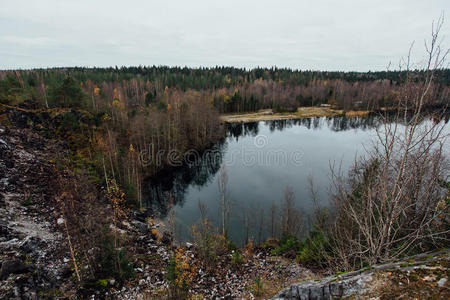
(143, 115), (395, 244)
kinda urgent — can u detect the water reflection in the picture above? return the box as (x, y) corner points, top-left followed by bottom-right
(143, 142), (226, 217)
(227, 115), (383, 139)
(143, 115), (381, 218)
(227, 121), (260, 140)
(143, 113), (448, 243)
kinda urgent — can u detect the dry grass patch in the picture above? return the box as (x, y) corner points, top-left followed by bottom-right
(344, 110), (371, 117)
(221, 107), (345, 123)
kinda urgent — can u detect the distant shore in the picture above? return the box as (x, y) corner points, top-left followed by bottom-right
(221, 107), (371, 123)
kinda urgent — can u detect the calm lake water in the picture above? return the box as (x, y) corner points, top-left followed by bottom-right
(143, 116), (391, 244)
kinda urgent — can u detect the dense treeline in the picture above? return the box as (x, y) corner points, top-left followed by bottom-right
(1, 67), (449, 115)
(2, 66), (450, 87)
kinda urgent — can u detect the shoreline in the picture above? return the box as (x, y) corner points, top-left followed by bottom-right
(220, 107), (371, 123)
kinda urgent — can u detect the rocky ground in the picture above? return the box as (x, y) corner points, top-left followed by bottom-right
(0, 121), (316, 299)
(0, 124), (73, 298)
(113, 233), (316, 299)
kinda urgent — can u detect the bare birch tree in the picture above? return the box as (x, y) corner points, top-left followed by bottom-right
(329, 15), (449, 270)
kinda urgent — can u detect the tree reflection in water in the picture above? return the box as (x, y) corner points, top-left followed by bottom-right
(142, 142), (226, 217)
(142, 115), (385, 218)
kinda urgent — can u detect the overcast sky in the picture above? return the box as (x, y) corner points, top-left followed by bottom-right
(1, 0), (448, 71)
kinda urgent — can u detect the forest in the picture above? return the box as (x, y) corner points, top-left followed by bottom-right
(1, 66), (449, 113)
(0, 62), (449, 298)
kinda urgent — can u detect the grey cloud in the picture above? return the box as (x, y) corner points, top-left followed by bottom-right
(0, 0), (448, 70)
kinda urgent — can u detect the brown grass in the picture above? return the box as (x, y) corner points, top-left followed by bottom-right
(221, 107), (345, 123)
(344, 110), (371, 117)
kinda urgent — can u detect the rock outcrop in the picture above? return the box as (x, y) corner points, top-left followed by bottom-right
(272, 250), (450, 300)
(272, 272), (372, 299)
